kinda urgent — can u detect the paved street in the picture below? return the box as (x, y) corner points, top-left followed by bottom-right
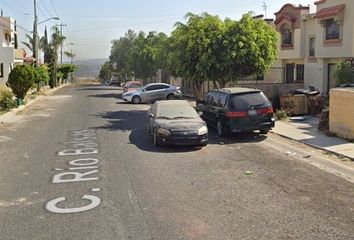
(0, 84), (354, 240)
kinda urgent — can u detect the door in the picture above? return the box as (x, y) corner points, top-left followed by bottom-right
(285, 64), (294, 83)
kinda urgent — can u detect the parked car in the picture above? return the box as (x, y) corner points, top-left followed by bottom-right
(147, 100), (208, 147)
(196, 88), (275, 136)
(109, 79), (120, 86)
(122, 83), (181, 104)
(123, 81), (143, 93)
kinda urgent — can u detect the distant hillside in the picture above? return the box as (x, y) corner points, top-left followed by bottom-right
(74, 58), (107, 79)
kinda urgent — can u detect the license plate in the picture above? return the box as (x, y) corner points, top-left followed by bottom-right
(248, 110), (257, 116)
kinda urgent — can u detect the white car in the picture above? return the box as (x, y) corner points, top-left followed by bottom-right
(122, 83), (182, 104)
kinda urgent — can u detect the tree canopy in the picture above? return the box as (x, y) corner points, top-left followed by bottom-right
(105, 12), (279, 99)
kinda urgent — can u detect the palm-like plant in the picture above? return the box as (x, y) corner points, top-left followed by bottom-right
(49, 26), (66, 87)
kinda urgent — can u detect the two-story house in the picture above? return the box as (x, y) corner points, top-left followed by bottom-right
(0, 16), (18, 85)
(274, 0), (354, 94)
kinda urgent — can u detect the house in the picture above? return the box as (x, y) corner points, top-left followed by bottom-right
(274, 0), (354, 94)
(0, 16), (18, 85)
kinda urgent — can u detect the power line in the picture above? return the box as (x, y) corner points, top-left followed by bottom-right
(50, 0), (60, 17)
(1, 0), (30, 16)
(37, 2), (49, 19)
(40, 0), (54, 18)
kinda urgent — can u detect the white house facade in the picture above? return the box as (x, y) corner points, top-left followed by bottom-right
(0, 16), (17, 85)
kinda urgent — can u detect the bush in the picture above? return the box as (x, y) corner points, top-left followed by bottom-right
(35, 65), (50, 85)
(275, 109), (288, 120)
(334, 61), (354, 85)
(0, 85), (16, 111)
(8, 65), (35, 99)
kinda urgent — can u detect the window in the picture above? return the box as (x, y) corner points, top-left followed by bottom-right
(280, 24), (292, 46)
(212, 92), (226, 107)
(325, 19), (340, 40)
(309, 37), (316, 57)
(0, 63), (3, 78)
(296, 64), (304, 82)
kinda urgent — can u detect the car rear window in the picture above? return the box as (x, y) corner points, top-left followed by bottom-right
(228, 92), (271, 110)
(127, 83), (142, 88)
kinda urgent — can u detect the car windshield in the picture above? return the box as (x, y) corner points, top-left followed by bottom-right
(156, 104), (199, 119)
(229, 92), (271, 110)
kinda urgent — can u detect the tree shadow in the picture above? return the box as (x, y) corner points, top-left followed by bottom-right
(88, 93), (122, 99)
(93, 110), (201, 153)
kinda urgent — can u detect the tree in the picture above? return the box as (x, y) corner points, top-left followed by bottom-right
(218, 14), (278, 87)
(22, 34), (35, 54)
(8, 65), (35, 100)
(334, 60), (354, 85)
(169, 13), (224, 99)
(99, 62), (113, 82)
(48, 26), (66, 88)
(109, 30), (137, 81)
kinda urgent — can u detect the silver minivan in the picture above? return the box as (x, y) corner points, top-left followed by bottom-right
(122, 83), (182, 104)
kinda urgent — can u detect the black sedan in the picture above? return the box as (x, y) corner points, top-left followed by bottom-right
(146, 100), (208, 147)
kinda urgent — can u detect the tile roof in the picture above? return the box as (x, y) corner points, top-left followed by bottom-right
(315, 4), (345, 19)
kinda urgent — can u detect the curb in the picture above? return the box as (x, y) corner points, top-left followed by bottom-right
(270, 131), (354, 161)
(0, 84), (70, 122)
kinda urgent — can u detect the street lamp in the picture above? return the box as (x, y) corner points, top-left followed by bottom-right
(38, 17), (60, 25)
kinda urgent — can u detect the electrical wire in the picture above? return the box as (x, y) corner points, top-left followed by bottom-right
(50, 0), (60, 18)
(40, 0), (54, 18)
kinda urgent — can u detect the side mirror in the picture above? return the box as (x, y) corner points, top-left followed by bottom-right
(148, 113), (155, 118)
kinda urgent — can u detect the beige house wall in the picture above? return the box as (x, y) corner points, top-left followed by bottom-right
(329, 88), (354, 141)
(275, 0), (354, 94)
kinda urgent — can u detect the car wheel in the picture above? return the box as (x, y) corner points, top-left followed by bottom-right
(132, 96), (141, 104)
(167, 94), (174, 100)
(153, 130), (159, 147)
(260, 128), (270, 134)
(217, 120), (228, 137)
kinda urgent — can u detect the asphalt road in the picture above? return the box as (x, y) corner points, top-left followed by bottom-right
(0, 84), (353, 240)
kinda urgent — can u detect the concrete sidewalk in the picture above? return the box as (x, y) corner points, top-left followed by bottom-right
(271, 117), (354, 160)
(0, 84), (69, 124)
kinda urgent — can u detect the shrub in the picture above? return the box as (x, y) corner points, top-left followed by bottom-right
(8, 65), (35, 99)
(334, 61), (354, 85)
(275, 109), (288, 120)
(35, 65), (50, 85)
(0, 85), (16, 111)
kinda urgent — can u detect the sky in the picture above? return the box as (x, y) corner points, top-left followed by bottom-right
(0, 0), (315, 61)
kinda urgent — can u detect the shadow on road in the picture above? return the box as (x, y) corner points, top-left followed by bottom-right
(88, 93), (122, 99)
(208, 130), (267, 145)
(93, 110), (200, 153)
(94, 109), (268, 153)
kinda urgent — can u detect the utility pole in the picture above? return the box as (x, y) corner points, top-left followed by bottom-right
(262, 2), (267, 19)
(57, 23), (67, 64)
(33, 0), (39, 67)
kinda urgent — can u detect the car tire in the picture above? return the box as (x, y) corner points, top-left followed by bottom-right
(167, 94), (174, 100)
(153, 130), (159, 147)
(132, 96), (141, 104)
(217, 120), (229, 137)
(260, 128), (270, 134)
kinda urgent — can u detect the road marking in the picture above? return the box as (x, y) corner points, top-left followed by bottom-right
(46, 129), (102, 214)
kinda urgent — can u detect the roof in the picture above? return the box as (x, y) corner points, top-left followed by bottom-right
(274, 4), (309, 15)
(315, 4), (345, 19)
(218, 87), (261, 94)
(156, 100), (190, 105)
(147, 83), (169, 86)
(314, 0), (326, 5)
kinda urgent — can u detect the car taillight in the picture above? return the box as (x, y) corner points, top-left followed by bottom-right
(256, 107), (273, 115)
(226, 111), (248, 118)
